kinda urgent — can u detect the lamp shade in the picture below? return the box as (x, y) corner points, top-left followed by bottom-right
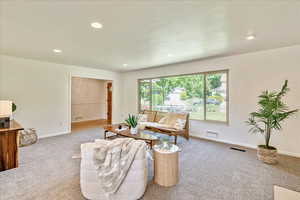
(0, 100), (12, 118)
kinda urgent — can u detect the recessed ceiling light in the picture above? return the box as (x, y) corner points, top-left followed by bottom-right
(53, 49), (62, 53)
(91, 22), (103, 29)
(167, 54), (173, 57)
(123, 64), (128, 67)
(246, 34), (256, 40)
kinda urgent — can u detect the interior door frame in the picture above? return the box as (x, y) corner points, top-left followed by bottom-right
(107, 82), (112, 124)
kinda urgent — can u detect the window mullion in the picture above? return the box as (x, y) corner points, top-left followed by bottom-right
(138, 80), (140, 112)
(150, 79), (153, 110)
(204, 74), (207, 120)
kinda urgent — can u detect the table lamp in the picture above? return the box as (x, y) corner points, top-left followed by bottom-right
(0, 100), (12, 128)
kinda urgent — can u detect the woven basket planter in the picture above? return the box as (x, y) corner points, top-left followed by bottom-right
(19, 128), (38, 147)
(257, 146), (277, 164)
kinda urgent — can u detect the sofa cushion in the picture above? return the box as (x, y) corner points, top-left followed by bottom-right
(158, 116), (167, 124)
(138, 114), (148, 123)
(156, 112), (187, 129)
(143, 110), (156, 122)
(173, 118), (186, 130)
(140, 122), (178, 132)
(139, 122), (161, 128)
(141, 112), (188, 130)
(154, 111), (168, 122)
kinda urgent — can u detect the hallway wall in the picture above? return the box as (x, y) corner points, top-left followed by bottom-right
(71, 77), (107, 122)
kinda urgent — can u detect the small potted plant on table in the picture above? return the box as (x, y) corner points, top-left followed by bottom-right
(246, 80), (298, 164)
(10, 102), (17, 120)
(125, 114), (139, 135)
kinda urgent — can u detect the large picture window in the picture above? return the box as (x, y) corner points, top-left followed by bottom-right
(138, 70), (228, 122)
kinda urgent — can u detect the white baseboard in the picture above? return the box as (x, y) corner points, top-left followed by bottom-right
(39, 131), (70, 139)
(277, 150), (300, 158)
(191, 134), (300, 158)
(190, 134), (257, 149)
(71, 118), (106, 123)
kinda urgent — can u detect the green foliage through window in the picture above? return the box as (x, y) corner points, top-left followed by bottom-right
(139, 70), (228, 122)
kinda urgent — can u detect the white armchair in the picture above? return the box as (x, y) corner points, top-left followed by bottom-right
(80, 141), (148, 200)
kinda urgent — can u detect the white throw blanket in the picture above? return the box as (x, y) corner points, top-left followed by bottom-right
(93, 138), (146, 196)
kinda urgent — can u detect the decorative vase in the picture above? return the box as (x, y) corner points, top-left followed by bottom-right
(10, 113), (15, 121)
(257, 146), (277, 164)
(130, 127), (138, 135)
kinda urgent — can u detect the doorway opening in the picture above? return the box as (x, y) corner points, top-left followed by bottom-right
(71, 77), (112, 131)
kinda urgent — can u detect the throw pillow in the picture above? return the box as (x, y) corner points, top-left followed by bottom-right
(174, 119), (186, 130)
(158, 116), (168, 124)
(138, 114), (148, 122)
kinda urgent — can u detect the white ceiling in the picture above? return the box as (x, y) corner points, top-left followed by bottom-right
(1, 1), (300, 72)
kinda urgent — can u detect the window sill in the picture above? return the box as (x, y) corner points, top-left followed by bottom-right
(190, 118), (229, 126)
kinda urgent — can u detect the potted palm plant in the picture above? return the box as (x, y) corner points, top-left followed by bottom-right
(246, 80), (298, 164)
(125, 114), (139, 135)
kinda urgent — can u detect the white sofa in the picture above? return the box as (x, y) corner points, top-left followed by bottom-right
(80, 142), (148, 200)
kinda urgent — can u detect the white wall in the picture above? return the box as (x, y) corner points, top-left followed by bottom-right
(0, 55), (122, 138)
(121, 45), (300, 157)
(71, 77), (107, 122)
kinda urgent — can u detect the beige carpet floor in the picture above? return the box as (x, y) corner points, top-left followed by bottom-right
(0, 127), (300, 200)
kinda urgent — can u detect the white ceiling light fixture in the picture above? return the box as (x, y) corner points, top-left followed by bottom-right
(246, 34), (256, 40)
(91, 22), (103, 29)
(53, 49), (62, 53)
(167, 54), (173, 57)
(123, 64), (128, 67)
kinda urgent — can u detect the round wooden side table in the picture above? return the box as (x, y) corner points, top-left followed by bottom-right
(153, 144), (179, 187)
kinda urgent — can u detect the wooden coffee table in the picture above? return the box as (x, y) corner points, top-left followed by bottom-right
(103, 124), (159, 148)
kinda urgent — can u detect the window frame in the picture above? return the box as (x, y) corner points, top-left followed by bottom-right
(138, 69), (229, 124)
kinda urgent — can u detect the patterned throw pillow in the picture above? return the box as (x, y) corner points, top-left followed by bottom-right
(158, 116), (168, 124)
(138, 114), (148, 122)
(174, 119), (186, 130)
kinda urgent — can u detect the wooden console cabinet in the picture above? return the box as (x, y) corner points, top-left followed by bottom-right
(0, 120), (23, 171)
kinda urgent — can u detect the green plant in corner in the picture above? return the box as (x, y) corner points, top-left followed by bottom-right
(125, 114), (138, 128)
(246, 80), (298, 150)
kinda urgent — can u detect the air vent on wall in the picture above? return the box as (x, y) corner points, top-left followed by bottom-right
(206, 130), (218, 138)
(230, 147), (246, 152)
